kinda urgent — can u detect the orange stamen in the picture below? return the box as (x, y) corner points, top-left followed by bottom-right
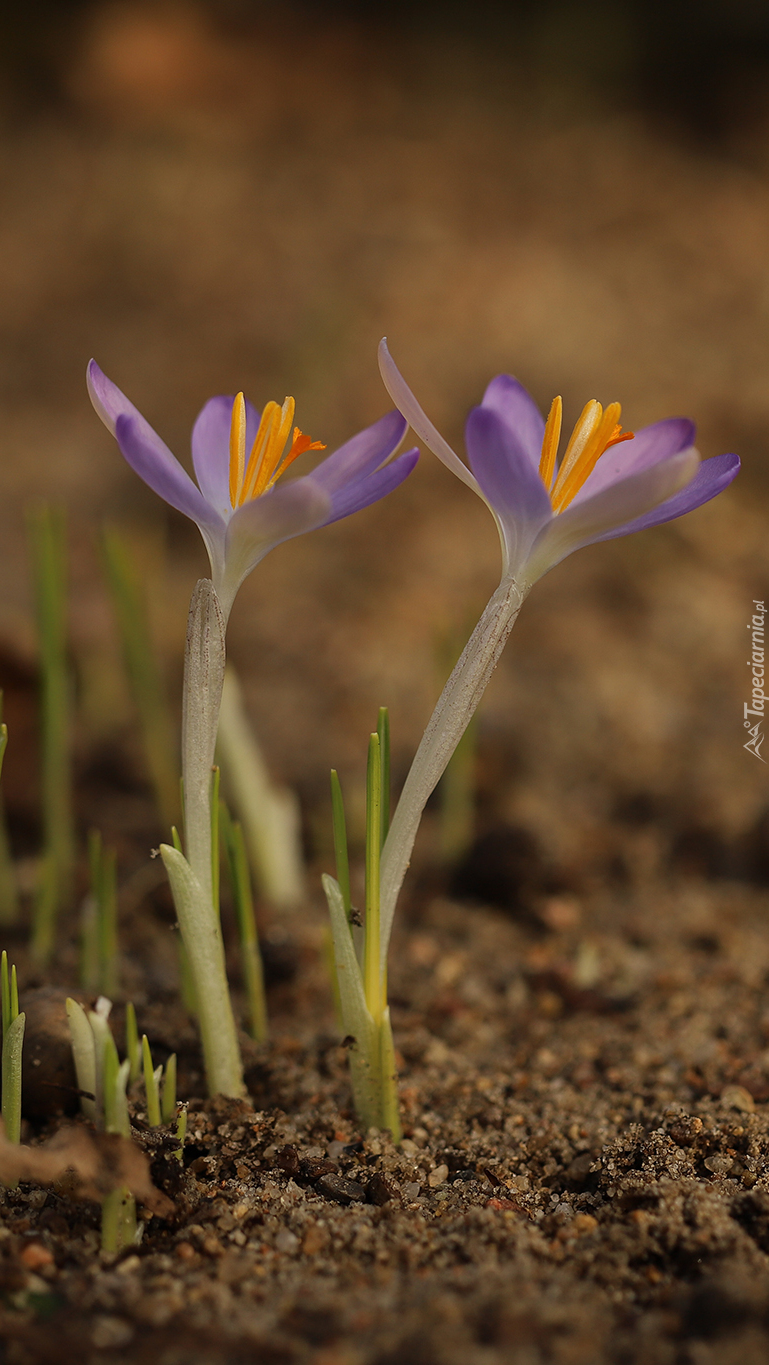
(551, 401), (626, 513)
(227, 392), (325, 508)
(228, 392), (247, 509)
(538, 396), (562, 490)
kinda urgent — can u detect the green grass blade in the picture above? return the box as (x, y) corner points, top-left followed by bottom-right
(220, 802), (267, 1042)
(330, 770), (352, 918)
(101, 527), (179, 830)
(1, 1012), (25, 1144)
(142, 1034), (161, 1126)
(66, 997), (97, 1122)
(161, 1052), (177, 1123)
(125, 1002), (140, 1084)
(1, 950), (9, 1041)
(364, 733), (382, 1022)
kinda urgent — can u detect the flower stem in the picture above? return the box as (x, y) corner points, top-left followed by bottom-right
(167, 579), (244, 1098)
(379, 575), (526, 961)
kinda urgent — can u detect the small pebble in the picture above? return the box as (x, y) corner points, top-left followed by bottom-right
(175, 1243), (196, 1261)
(316, 1173), (367, 1205)
(428, 1164), (449, 1188)
(275, 1228), (299, 1254)
(403, 1182), (421, 1201)
(90, 1316), (134, 1350)
(366, 1173), (396, 1207)
(720, 1085), (755, 1113)
(302, 1223), (330, 1255)
(19, 1242), (53, 1271)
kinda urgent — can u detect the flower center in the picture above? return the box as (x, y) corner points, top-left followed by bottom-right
(538, 395), (634, 513)
(228, 392), (326, 509)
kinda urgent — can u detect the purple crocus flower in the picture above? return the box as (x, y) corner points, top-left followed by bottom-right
(88, 361), (418, 618)
(378, 341), (739, 586)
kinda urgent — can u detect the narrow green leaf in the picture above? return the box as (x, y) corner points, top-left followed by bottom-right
(1, 1012), (25, 1145)
(142, 1035), (161, 1126)
(125, 1002), (140, 1084)
(220, 803), (267, 1042)
(161, 1053), (177, 1123)
(66, 997), (97, 1122)
(364, 733), (382, 1023)
(171, 825), (183, 854)
(377, 707), (390, 843)
(175, 1105), (188, 1163)
(101, 527), (179, 830)
(1, 950), (9, 1041)
(10, 965), (18, 1022)
(330, 770), (351, 918)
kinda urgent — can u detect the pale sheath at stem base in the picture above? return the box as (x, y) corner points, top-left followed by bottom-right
(160, 580), (245, 1099)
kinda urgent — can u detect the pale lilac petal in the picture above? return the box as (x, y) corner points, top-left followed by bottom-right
(593, 453), (740, 541)
(573, 418), (697, 504)
(481, 375), (545, 467)
(310, 410), (408, 493)
(378, 339), (483, 499)
(524, 449), (700, 583)
(114, 413), (222, 533)
(465, 405), (552, 545)
(317, 448), (419, 525)
(87, 359), (144, 437)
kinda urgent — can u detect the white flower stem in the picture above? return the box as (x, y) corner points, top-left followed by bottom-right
(172, 580), (244, 1098)
(380, 574), (526, 962)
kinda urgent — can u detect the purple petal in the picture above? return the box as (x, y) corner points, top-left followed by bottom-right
(593, 453), (740, 542)
(378, 339), (483, 498)
(481, 375), (545, 467)
(573, 417), (697, 503)
(466, 405), (552, 527)
(191, 395), (261, 521)
(310, 410), (408, 493)
(218, 479), (331, 616)
(115, 413), (223, 533)
(525, 449), (700, 582)
(317, 448), (419, 525)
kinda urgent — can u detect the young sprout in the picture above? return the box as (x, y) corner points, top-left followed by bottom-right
(220, 801), (268, 1043)
(323, 709), (401, 1140)
(66, 997), (137, 1251)
(1, 952), (25, 1146)
(125, 1001), (141, 1084)
(28, 505), (74, 963)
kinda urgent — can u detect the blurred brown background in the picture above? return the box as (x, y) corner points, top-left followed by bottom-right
(1, 0), (768, 884)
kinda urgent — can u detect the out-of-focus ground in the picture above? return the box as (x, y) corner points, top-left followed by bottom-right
(1, 0), (768, 870)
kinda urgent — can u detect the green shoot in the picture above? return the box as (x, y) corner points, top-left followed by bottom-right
(161, 1052), (177, 1124)
(322, 710), (401, 1141)
(141, 1035), (162, 1127)
(220, 802), (267, 1042)
(66, 998), (97, 1122)
(1, 953), (25, 1145)
(101, 527), (179, 830)
(0, 703), (18, 924)
(125, 1002), (140, 1084)
(330, 770), (352, 919)
(364, 733), (383, 1022)
(29, 505), (73, 963)
(84, 831), (119, 998)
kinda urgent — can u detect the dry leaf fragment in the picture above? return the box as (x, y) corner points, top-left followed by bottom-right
(0, 1122), (174, 1217)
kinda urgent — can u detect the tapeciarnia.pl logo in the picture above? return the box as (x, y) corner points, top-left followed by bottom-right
(744, 599), (766, 761)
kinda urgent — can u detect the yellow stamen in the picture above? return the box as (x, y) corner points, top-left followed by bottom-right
(538, 395), (562, 490)
(228, 392), (247, 509)
(227, 392), (326, 508)
(551, 401), (626, 513)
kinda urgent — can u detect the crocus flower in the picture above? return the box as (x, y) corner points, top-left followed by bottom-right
(88, 361), (418, 618)
(378, 341), (740, 587)
(375, 339), (741, 961)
